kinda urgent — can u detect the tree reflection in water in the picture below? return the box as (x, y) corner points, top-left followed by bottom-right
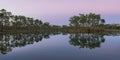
(0, 32), (118, 55)
(0, 32), (60, 55)
(69, 33), (105, 49)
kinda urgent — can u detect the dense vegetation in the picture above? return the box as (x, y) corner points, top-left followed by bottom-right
(0, 9), (120, 33)
(69, 13), (120, 31)
(69, 13), (105, 27)
(0, 9), (62, 33)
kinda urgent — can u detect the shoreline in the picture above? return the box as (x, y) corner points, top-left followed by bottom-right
(0, 29), (120, 34)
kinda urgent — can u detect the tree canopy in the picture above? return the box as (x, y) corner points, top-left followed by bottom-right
(69, 13), (105, 27)
(0, 9), (119, 33)
(0, 9), (51, 30)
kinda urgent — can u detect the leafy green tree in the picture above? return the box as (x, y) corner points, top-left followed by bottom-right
(43, 22), (50, 28)
(69, 13), (105, 28)
(69, 16), (80, 27)
(101, 19), (105, 24)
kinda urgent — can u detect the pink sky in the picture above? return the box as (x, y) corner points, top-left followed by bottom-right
(0, 0), (120, 15)
(0, 0), (120, 25)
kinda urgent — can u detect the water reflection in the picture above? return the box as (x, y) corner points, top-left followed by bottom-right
(69, 33), (105, 49)
(0, 32), (60, 55)
(0, 32), (119, 55)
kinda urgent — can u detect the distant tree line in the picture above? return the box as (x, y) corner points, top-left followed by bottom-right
(0, 9), (120, 33)
(103, 24), (120, 30)
(69, 13), (120, 32)
(0, 9), (62, 32)
(69, 13), (105, 28)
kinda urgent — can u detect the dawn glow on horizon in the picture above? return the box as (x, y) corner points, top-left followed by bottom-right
(0, 0), (120, 25)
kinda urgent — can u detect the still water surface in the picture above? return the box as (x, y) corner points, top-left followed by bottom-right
(0, 33), (120, 60)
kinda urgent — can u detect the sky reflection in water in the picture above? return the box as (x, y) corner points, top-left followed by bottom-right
(0, 33), (120, 60)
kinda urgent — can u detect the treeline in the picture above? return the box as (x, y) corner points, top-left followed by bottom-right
(69, 13), (105, 27)
(0, 9), (120, 33)
(68, 13), (120, 32)
(103, 24), (120, 30)
(0, 9), (62, 32)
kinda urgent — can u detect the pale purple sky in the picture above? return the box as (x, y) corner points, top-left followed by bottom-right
(0, 0), (120, 25)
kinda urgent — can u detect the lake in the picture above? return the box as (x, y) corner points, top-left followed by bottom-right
(0, 32), (120, 60)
